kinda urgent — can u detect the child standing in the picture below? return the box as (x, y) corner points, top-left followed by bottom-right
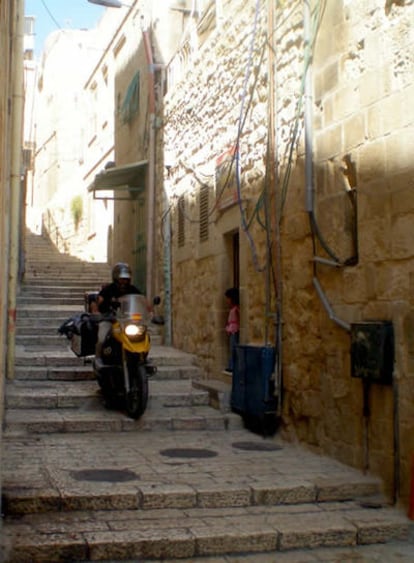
(225, 287), (239, 373)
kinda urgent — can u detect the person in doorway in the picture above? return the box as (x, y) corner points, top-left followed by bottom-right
(94, 262), (142, 357)
(224, 287), (239, 373)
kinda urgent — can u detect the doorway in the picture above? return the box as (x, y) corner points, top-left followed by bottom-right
(133, 197), (146, 293)
(231, 231), (239, 289)
(221, 230), (240, 377)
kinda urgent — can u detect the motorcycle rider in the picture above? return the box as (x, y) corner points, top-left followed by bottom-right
(95, 262), (142, 357)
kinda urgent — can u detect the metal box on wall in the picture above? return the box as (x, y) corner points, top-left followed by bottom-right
(350, 321), (394, 385)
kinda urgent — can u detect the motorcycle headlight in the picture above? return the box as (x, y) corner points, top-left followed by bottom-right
(125, 323), (146, 342)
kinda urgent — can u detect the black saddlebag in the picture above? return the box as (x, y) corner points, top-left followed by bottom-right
(58, 313), (98, 357)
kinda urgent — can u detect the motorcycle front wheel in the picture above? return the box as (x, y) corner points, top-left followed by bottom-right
(125, 355), (149, 419)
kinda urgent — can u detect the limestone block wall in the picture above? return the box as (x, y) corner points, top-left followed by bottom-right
(0, 0), (13, 427)
(159, 0), (414, 507)
(281, 0), (414, 506)
(161, 0), (272, 372)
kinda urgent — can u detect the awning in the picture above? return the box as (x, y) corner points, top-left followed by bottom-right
(87, 160), (148, 199)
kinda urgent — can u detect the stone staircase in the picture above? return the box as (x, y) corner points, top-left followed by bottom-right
(1, 229), (412, 562)
(7, 229), (237, 434)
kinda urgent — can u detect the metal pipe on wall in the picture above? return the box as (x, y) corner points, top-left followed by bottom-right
(142, 27), (155, 302)
(162, 185), (172, 346)
(7, 0), (25, 381)
(303, 0), (314, 216)
(303, 0), (350, 332)
(0, 2), (14, 487)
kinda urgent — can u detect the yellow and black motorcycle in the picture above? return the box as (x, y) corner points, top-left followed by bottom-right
(93, 294), (161, 419)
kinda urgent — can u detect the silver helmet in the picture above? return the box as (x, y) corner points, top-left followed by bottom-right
(112, 262), (132, 282)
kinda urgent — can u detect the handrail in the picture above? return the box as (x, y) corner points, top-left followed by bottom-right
(42, 209), (88, 255)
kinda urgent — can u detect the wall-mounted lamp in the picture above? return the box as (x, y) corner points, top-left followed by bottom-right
(87, 0), (131, 8)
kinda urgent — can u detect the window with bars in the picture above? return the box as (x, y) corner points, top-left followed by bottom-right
(178, 195), (185, 247)
(199, 185), (209, 242)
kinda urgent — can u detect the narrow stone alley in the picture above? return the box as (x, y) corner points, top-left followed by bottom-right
(1, 230), (413, 562)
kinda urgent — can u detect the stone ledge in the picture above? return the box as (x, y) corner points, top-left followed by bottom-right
(192, 377), (232, 412)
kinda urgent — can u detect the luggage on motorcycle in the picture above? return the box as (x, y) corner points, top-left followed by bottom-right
(58, 312), (98, 357)
(85, 291), (99, 313)
(85, 285), (109, 313)
(71, 315), (98, 357)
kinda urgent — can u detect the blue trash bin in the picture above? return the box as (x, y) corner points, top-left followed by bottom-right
(231, 345), (277, 428)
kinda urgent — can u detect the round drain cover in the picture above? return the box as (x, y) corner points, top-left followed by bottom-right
(71, 469), (138, 482)
(160, 448), (218, 459)
(232, 441), (283, 452)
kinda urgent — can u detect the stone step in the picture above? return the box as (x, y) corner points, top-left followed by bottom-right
(24, 271), (110, 281)
(2, 426), (409, 560)
(19, 287), (95, 297)
(17, 295), (86, 306)
(14, 345), (200, 368)
(17, 304), (84, 319)
(14, 365), (96, 381)
(4, 405), (242, 434)
(24, 269), (110, 279)
(16, 334), (78, 348)
(16, 306), (83, 324)
(13, 363), (202, 382)
(193, 377), (233, 411)
(15, 332), (163, 348)
(22, 278), (108, 287)
(2, 502), (409, 561)
(1, 430), (386, 515)
(24, 259), (109, 268)
(17, 325), (66, 336)
(5, 380), (210, 410)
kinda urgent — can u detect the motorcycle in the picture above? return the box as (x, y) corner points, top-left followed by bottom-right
(59, 293), (163, 420)
(93, 294), (162, 419)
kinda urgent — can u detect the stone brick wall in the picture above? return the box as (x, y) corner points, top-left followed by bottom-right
(159, 0), (414, 508)
(160, 0), (271, 371)
(0, 0), (13, 428)
(296, 0), (413, 505)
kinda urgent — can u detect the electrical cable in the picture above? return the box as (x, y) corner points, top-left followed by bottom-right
(231, 0), (266, 273)
(303, 0), (358, 267)
(164, 0), (304, 272)
(40, 0), (62, 30)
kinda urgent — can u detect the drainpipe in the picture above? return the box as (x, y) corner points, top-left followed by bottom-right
(269, 0), (283, 416)
(7, 0), (25, 381)
(303, 0), (350, 333)
(304, 1), (314, 218)
(142, 27), (155, 302)
(163, 179), (172, 346)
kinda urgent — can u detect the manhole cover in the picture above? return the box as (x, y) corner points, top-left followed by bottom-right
(359, 500), (384, 509)
(71, 469), (138, 482)
(232, 441), (283, 452)
(160, 448), (218, 459)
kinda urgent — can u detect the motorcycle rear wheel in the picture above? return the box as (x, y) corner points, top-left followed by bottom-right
(125, 357), (148, 419)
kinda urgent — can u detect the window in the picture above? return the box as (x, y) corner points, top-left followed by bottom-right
(101, 64), (108, 85)
(199, 185), (209, 242)
(120, 72), (140, 124)
(113, 35), (126, 58)
(24, 16), (35, 36)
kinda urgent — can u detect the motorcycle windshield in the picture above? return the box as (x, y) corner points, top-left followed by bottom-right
(118, 294), (151, 323)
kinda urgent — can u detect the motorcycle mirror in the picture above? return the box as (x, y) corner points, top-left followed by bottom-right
(153, 296), (161, 306)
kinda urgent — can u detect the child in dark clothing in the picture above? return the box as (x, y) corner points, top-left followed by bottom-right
(224, 287), (239, 373)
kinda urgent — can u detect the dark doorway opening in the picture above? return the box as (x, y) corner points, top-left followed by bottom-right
(231, 231), (239, 289)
